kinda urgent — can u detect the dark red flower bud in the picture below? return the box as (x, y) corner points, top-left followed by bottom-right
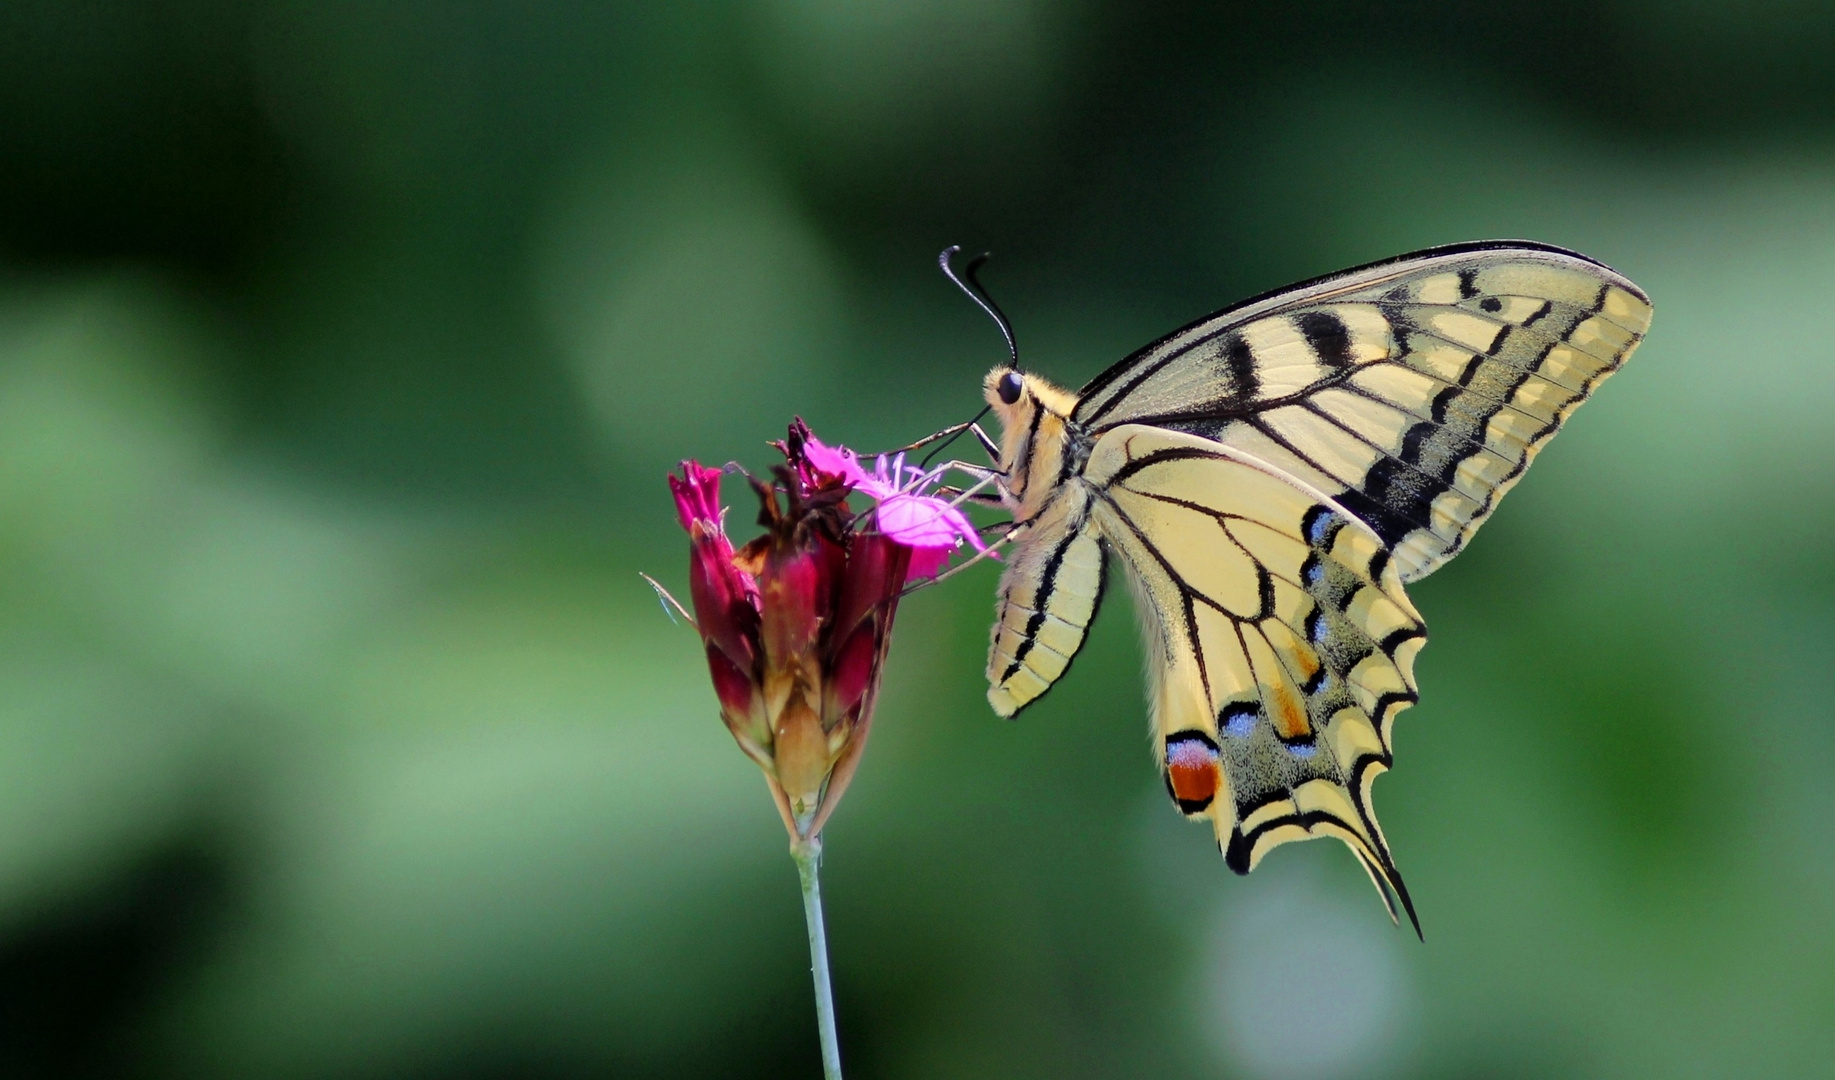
(760, 535), (831, 676)
(823, 534), (905, 721)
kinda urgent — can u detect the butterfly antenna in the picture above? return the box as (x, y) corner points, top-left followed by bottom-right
(939, 245), (1020, 371)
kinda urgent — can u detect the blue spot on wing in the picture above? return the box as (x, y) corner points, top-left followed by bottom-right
(1306, 508), (1339, 546)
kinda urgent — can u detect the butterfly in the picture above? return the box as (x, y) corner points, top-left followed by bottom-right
(974, 241), (1652, 931)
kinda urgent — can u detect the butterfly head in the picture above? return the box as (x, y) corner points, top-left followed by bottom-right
(982, 366), (1077, 420)
(982, 366), (1080, 513)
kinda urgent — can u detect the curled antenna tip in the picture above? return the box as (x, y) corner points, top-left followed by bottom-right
(938, 244), (1020, 370)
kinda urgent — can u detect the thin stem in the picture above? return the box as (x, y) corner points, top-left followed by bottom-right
(791, 835), (843, 1080)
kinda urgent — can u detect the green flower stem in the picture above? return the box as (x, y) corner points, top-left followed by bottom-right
(790, 835), (843, 1080)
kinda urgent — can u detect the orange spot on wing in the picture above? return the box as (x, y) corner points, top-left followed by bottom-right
(1165, 736), (1221, 809)
(1269, 686), (1312, 740)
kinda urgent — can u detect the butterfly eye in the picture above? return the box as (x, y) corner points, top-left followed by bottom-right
(997, 371), (1024, 404)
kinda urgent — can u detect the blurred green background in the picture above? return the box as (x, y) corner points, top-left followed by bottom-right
(1, 1), (1831, 1077)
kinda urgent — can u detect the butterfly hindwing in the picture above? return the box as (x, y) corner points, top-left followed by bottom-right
(1085, 425), (1425, 927)
(1072, 242), (1653, 581)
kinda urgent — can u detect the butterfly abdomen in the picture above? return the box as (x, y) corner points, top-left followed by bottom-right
(985, 488), (1107, 718)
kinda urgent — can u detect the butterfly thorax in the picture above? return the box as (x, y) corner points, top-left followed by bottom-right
(982, 367), (1090, 522)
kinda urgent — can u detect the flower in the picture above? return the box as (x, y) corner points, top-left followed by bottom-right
(668, 420), (983, 839)
(799, 434), (987, 582)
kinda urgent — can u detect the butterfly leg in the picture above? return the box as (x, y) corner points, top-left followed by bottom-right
(930, 460), (1015, 511)
(934, 488), (1008, 508)
(900, 522), (1025, 595)
(968, 422), (999, 462)
(872, 420), (979, 456)
(870, 420), (1002, 465)
(945, 468), (1005, 509)
(931, 459), (1000, 482)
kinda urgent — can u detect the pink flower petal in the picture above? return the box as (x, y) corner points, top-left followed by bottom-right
(801, 436), (870, 488)
(904, 545), (953, 582)
(878, 494), (983, 549)
(875, 492), (990, 581)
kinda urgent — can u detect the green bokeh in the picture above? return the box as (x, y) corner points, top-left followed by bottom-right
(0, 2), (1831, 1077)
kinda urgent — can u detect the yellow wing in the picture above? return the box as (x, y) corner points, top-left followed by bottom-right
(1073, 242), (1653, 580)
(1085, 425), (1426, 930)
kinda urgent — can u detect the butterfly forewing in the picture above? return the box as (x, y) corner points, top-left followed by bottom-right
(1072, 242), (1653, 581)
